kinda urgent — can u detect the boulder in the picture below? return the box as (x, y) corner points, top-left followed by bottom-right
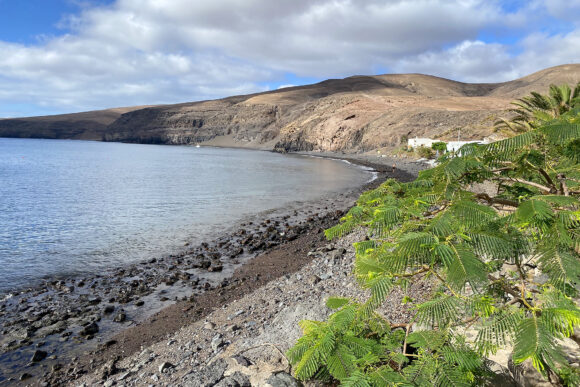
(214, 371), (251, 387)
(35, 320), (67, 337)
(266, 372), (303, 387)
(508, 358), (553, 387)
(182, 358), (227, 386)
(79, 322), (99, 336)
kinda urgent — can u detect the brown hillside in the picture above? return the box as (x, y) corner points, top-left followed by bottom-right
(0, 106), (156, 140)
(489, 64), (580, 98)
(1, 64), (579, 152)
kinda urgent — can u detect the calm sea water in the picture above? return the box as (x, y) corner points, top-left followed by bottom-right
(0, 138), (371, 293)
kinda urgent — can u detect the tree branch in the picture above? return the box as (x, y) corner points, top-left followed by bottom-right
(557, 173), (570, 196)
(422, 204), (449, 217)
(487, 274), (534, 309)
(402, 323), (412, 361)
(475, 193), (520, 208)
(537, 167), (557, 191)
(487, 274), (519, 299)
(488, 167), (516, 174)
(494, 177), (555, 193)
(397, 266), (430, 278)
(515, 260), (535, 310)
(430, 267), (465, 300)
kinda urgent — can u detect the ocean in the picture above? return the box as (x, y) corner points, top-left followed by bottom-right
(0, 138), (372, 294)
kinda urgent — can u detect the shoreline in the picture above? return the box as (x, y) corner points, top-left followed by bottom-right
(69, 155), (430, 387)
(0, 151), (424, 385)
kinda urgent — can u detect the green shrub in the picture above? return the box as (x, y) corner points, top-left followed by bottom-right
(416, 146), (434, 159)
(431, 141), (447, 153)
(288, 110), (580, 386)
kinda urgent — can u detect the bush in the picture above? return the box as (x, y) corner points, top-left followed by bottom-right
(431, 141), (447, 153)
(288, 111), (580, 386)
(416, 146), (434, 159)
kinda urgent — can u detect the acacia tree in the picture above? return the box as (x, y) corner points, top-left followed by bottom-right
(287, 110), (580, 386)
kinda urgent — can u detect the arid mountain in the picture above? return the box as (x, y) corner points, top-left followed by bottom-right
(0, 106), (156, 140)
(2, 64), (580, 153)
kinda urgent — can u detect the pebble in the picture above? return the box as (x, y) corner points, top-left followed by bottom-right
(211, 334), (224, 352)
(226, 324), (240, 332)
(158, 361), (174, 373)
(30, 349), (48, 362)
(113, 311), (126, 322)
(20, 373), (32, 381)
(103, 305), (115, 314)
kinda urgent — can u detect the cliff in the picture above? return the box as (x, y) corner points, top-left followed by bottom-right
(2, 64), (580, 152)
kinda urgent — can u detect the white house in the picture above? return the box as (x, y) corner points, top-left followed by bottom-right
(408, 137), (490, 152)
(407, 137), (437, 149)
(446, 140), (489, 152)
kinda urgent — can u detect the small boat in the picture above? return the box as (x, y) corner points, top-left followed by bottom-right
(195, 144), (200, 148)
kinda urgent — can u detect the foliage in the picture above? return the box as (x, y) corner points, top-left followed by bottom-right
(431, 141), (447, 153)
(416, 146), (434, 159)
(495, 82), (580, 135)
(288, 109), (580, 386)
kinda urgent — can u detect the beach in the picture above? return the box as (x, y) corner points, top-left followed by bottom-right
(0, 152), (426, 385)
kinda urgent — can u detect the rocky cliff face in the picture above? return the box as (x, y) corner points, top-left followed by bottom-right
(2, 65), (580, 152)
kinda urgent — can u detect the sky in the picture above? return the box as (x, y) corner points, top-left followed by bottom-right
(0, 0), (579, 118)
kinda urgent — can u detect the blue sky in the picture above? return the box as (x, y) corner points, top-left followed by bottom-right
(0, 0), (113, 43)
(0, 0), (579, 117)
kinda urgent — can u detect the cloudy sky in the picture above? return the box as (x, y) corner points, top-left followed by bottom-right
(0, 0), (579, 117)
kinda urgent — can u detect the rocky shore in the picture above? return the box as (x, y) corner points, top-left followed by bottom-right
(73, 228), (434, 387)
(0, 153), (425, 385)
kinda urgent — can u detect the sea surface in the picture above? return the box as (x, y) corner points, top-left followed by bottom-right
(0, 138), (371, 294)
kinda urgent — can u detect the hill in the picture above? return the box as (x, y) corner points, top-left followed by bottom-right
(1, 64), (579, 152)
(0, 106), (156, 140)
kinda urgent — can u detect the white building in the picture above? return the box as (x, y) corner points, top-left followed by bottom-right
(446, 140), (489, 152)
(408, 137), (490, 152)
(407, 137), (437, 149)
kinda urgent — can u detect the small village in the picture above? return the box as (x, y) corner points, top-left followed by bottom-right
(406, 136), (491, 153)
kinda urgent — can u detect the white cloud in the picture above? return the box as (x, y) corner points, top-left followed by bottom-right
(392, 28), (580, 83)
(392, 40), (519, 83)
(0, 0), (579, 116)
(542, 0), (580, 23)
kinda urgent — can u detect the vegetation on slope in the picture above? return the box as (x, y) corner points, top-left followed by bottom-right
(288, 86), (580, 386)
